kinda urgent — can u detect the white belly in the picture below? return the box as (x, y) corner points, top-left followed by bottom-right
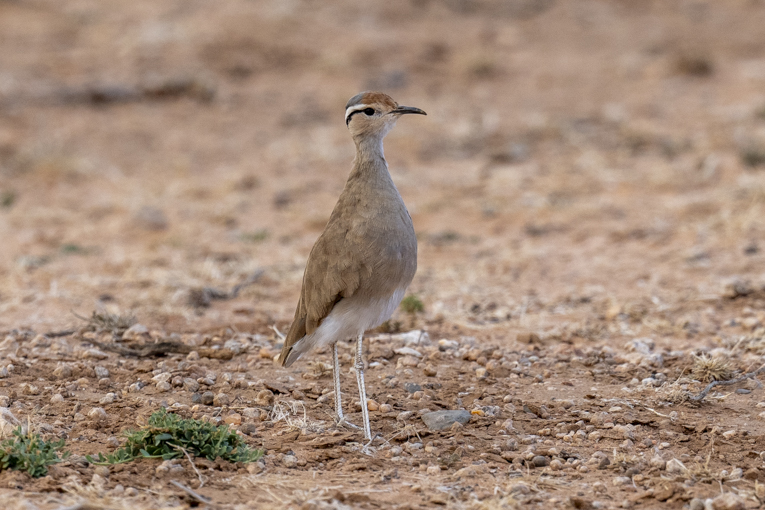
(287, 287), (406, 363)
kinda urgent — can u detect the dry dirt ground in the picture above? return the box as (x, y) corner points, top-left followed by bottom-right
(2, 0), (765, 508)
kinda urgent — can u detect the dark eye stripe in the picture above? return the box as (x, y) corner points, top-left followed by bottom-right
(346, 110), (365, 125)
(345, 107), (377, 125)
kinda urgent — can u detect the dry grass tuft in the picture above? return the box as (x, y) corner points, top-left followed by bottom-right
(0, 408), (22, 439)
(691, 354), (735, 383)
(76, 310), (137, 334)
(269, 399), (324, 433)
(663, 385), (691, 404)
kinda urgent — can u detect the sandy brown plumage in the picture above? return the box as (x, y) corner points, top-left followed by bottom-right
(275, 91), (425, 440)
(277, 156), (417, 367)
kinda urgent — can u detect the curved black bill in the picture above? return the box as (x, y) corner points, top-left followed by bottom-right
(392, 106), (427, 116)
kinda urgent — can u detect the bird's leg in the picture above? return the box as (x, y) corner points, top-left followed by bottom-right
(333, 342), (359, 430)
(354, 334), (372, 441)
(332, 342), (345, 422)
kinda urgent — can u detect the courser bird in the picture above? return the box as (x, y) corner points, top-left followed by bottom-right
(276, 91), (426, 441)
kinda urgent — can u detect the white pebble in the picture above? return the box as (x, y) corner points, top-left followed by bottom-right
(99, 393), (117, 404)
(665, 458), (687, 475)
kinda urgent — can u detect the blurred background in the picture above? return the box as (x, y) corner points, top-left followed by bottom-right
(1, 0), (765, 339)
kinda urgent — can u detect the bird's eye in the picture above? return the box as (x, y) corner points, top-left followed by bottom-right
(363, 108), (375, 116)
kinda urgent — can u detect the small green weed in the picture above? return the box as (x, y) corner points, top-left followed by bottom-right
(400, 294), (425, 328)
(0, 427), (69, 478)
(240, 229), (269, 243)
(1, 190), (16, 209)
(87, 408), (262, 465)
(401, 294), (424, 315)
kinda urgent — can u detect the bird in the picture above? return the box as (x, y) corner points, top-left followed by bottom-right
(276, 91), (426, 441)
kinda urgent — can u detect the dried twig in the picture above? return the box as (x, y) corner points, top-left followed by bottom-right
(689, 364), (765, 402)
(270, 325), (286, 341)
(87, 339), (192, 358)
(189, 270), (264, 308)
(42, 329), (77, 338)
(86, 339), (235, 359)
(172, 445), (204, 487)
(169, 480), (211, 504)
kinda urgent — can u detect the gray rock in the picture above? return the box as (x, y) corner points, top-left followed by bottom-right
(532, 455), (549, 467)
(183, 378), (200, 392)
(201, 391), (214, 406)
(421, 410), (471, 431)
(134, 206), (168, 231)
(404, 382), (422, 393)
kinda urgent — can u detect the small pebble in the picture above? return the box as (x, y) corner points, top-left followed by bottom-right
(224, 413), (242, 425)
(240, 423), (258, 436)
(404, 382), (422, 394)
(379, 403), (393, 413)
(367, 399), (380, 411)
(53, 366), (73, 379)
(213, 393), (230, 406)
(247, 461), (265, 474)
(99, 393), (117, 405)
(282, 455), (298, 468)
(201, 391), (214, 406)
(666, 458), (687, 475)
(89, 407), (107, 421)
(711, 492), (745, 510)
(183, 378), (200, 392)
(426, 465), (440, 475)
(51, 394), (64, 403)
(255, 389), (274, 406)
(397, 411), (414, 421)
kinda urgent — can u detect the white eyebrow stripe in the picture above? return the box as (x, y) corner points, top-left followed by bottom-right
(345, 104), (372, 120)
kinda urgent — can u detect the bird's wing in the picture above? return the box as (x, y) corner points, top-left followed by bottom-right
(276, 219), (368, 366)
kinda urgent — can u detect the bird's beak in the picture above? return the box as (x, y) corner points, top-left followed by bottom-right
(391, 106), (427, 116)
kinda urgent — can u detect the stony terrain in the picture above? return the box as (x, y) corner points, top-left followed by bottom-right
(2, 0), (765, 508)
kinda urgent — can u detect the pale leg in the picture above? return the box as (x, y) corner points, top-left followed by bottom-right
(332, 342), (344, 421)
(354, 334), (372, 441)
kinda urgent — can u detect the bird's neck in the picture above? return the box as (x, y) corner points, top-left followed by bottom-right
(354, 135), (386, 167)
(349, 135), (399, 193)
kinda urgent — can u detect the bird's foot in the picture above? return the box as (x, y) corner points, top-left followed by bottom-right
(360, 433), (380, 455)
(335, 416), (361, 430)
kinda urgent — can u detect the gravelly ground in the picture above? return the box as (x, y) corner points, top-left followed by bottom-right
(2, 0), (765, 508)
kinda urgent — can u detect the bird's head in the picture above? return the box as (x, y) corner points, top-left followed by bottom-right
(345, 91), (426, 142)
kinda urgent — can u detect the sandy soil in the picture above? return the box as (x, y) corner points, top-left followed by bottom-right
(2, 0), (765, 508)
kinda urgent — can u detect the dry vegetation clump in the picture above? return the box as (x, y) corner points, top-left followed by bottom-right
(691, 353), (735, 383)
(75, 311), (137, 336)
